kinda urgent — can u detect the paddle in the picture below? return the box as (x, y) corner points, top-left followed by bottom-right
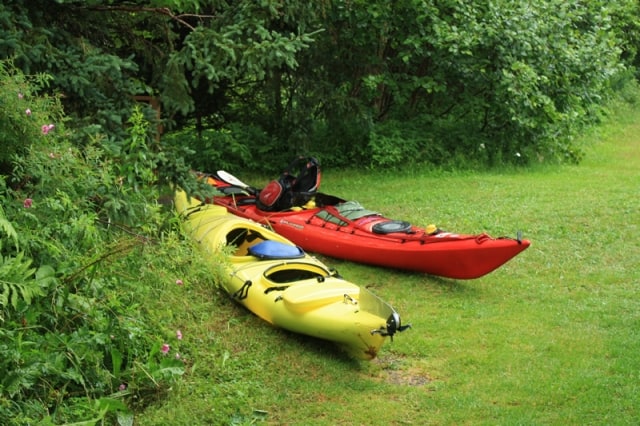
(216, 170), (259, 195)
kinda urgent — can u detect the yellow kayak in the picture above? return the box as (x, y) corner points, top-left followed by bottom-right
(175, 189), (407, 360)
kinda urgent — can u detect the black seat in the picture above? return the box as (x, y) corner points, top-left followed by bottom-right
(372, 220), (412, 234)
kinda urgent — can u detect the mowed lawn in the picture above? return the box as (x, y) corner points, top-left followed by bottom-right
(321, 109), (640, 425)
(139, 106), (639, 425)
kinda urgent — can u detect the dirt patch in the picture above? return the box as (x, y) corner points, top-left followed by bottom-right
(370, 355), (433, 387)
(383, 368), (432, 386)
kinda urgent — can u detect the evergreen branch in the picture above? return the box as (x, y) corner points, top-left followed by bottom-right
(85, 5), (217, 31)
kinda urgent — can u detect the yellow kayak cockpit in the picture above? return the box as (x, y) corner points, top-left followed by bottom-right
(263, 262), (330, 284)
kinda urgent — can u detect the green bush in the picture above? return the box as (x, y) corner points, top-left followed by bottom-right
(162, 122), (276, 173)
(0, 60), (62, 175)
(0, 60), (217, 424)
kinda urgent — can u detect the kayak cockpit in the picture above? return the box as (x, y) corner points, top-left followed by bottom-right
(263, 263), (331, 284)
(226, 227), (267, 256)
(225, 228), (305, 259)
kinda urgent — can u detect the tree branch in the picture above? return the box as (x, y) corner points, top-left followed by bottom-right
(86, 5), (217, 31)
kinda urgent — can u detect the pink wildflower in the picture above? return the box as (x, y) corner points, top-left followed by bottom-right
(25, 108), (31, 116)
(161, 343), (170, 354)
(41, 124), (55, 135)
(176, 330), (183, 340)
(119, 383), (127, 391)
(175, 279), (183, 286)
(23, 198), (33, 208)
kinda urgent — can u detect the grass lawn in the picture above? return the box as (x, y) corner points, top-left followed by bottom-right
(138, 104), (639, 425)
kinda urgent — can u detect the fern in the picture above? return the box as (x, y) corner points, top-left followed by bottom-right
(0, 205), (19, 250)
(0, 250), (49, 312)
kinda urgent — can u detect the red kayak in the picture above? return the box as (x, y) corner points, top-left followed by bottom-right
(200, 161), (530, 279)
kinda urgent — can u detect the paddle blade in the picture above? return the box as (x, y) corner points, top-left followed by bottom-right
(216, 170), (250, 189)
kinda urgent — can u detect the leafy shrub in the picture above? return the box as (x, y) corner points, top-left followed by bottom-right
(0, 60), (63, 175)
(367, 119), (445, 168)
(0, 61), (218, 424)
(162, 121), (276, 173)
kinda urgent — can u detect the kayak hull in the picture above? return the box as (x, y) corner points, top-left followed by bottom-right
(271, 215), (529, 279)
(208, 191), (530, 279)
(175, 190), (402, 360)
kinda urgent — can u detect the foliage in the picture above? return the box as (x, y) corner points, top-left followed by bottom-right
(0, 62), (218, 424)
(162, 3), (320, 116)
(162, 0), (638, 171)
(0, 61), (60, 174)
(0, 1), (149, 139)
(309, 0), (626, 167)
(2, 1), (639, 172)
(162, 122), (266, 174)
(608, 0), (640, 75)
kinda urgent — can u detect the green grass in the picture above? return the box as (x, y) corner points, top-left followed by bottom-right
(138, 104), (640, 425)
